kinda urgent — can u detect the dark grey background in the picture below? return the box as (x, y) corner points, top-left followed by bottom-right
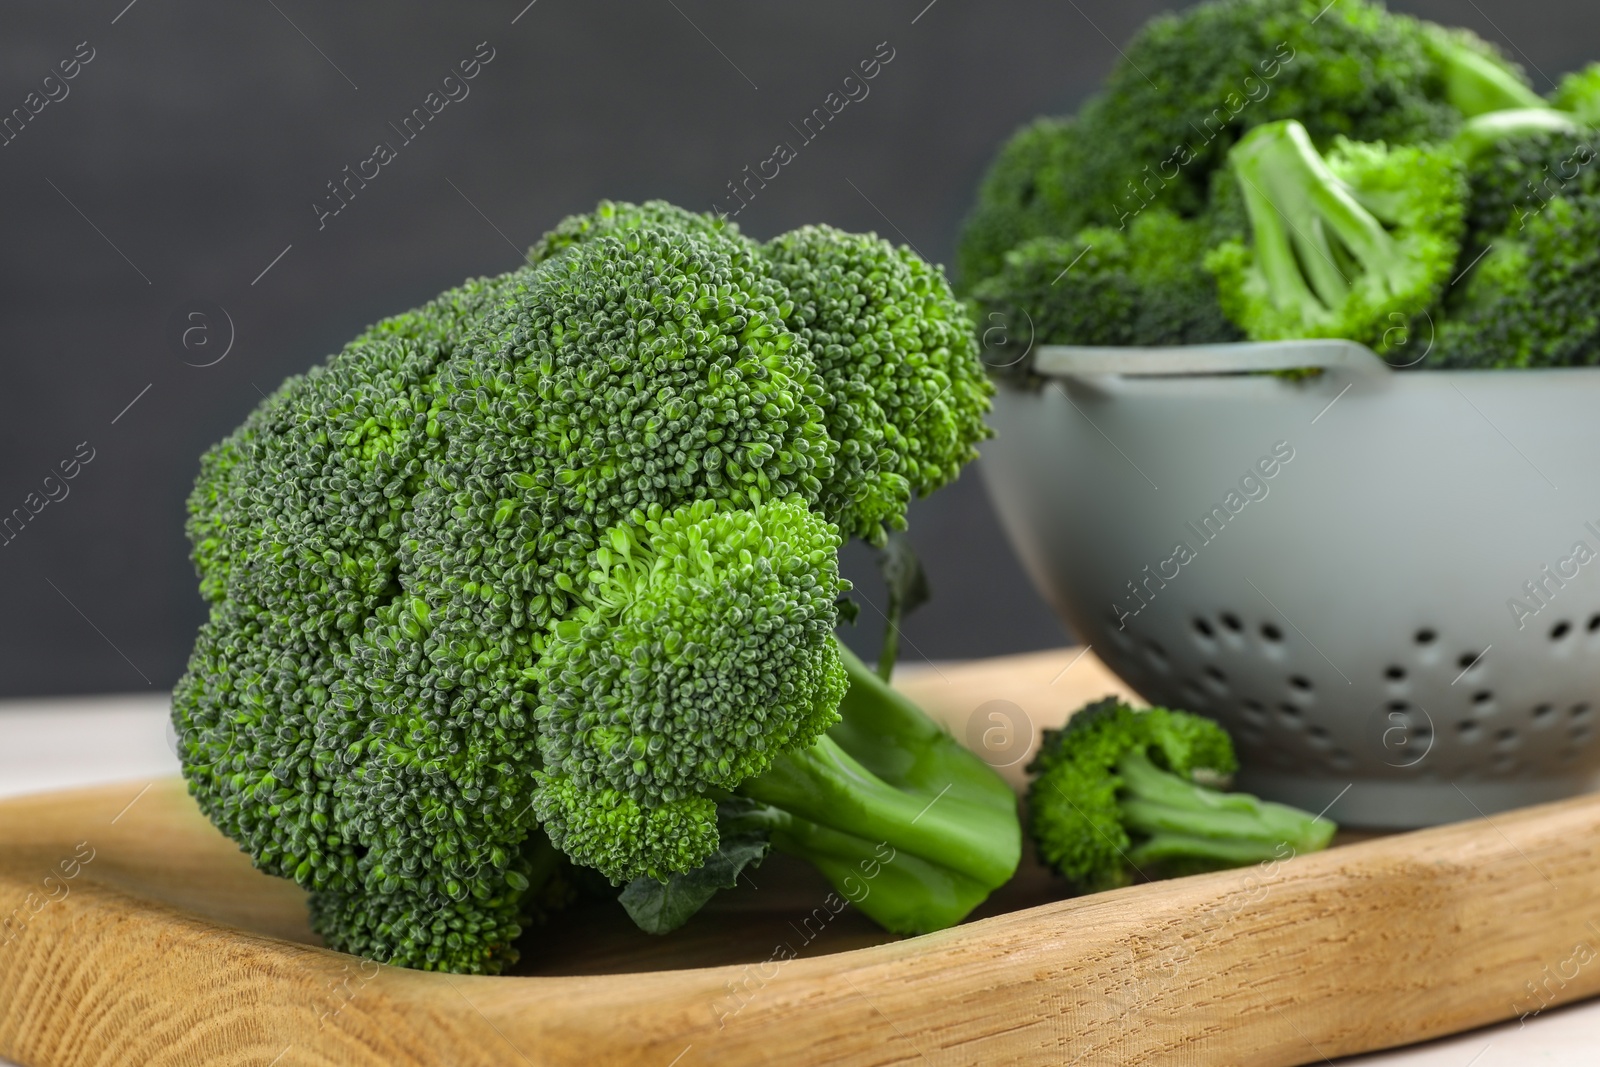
(0, 0), (1590, 696)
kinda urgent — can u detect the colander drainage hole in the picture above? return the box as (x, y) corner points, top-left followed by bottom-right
(1240, 700), (1267, 727)
(1289, 675), (1312, 693)
(1494, 728), (1520, 752)
(1144, 640), (1169, 671)
(1588, 613), (1600, 633)
(1573, 726), (1595, 745)
(1457, 651), (1484, 671)
(1260, 623), (1283, 643)
(1305, 725), (1331, 751)
(1276, 703), (1301, 729)
(1193, 618), (1215, 639)
(1458, 721), (1482, 743)
(1551, 621), (1572, 641)
(1384, 665), (1406, 682)
(1573, 704), (1594, 723)
(1472, 690), (1494, 707)
(1532, 704), (1557, 727)
(1415, 628), (1437, 645)
(1221, 612), (1243, 633)
(1204, 665), (1226, 683)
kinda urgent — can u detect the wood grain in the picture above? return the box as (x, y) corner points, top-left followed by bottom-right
(1, 648), (1597, 1067)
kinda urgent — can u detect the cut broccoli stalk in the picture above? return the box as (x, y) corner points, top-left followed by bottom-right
(1116, 750), (1335, 869)
(1454, 108), (1582, 162)
(1422, 28), (1548, 117)
(1206, 119), (1466, 351)
(738, 642), (1020, 934)
(1230, 120), (1395, 327)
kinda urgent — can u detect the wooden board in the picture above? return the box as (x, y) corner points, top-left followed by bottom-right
(1, 648), (1597, 1067)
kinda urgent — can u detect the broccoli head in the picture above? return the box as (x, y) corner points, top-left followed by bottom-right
(955, 116), (1085, 292)
(969, 209), (1243, 360)
(1436, 191), (1600, 368)
(1028, 699), (1335, 894)
(1063, 0), (1467, 230)
(764, 225), (992, 545)
(174, 224), (836, 973)
(1205, 120), (1467, 352)
(176, 200), (1007, 971)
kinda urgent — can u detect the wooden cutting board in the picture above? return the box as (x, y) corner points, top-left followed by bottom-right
(1, 648), (1598, 1067)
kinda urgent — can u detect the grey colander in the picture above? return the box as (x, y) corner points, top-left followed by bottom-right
(980, 340), (1600, 828)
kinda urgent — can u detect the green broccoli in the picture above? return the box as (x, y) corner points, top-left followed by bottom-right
(1435, 192), (1600, 368)
(525, 197), (752, 264)
(1418, 23), (1547, 118)
(955, 116), (1085, 292)
(969, 209), (1243, 361)
(1052, 0), (1480, 233)
(174, 202), (1006, 973)
(764, 224), (993, 545)
(1028, 699), (1335, 894)
(1204, 120), (1467, 352)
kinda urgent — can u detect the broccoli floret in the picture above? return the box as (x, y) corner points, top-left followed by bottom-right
(955, 117), (1085, 292)
(1028, 699), (1335, 893)
(531, 495), (850, 884)
(1418, 23), (1546, 117)
(526, 198), (751, 264)
(1205, 120), (1467, 351)
(1453, 109), (1595, 252)
(622, 640), (1022, 935)
(763, 225), (993, 545)
(1436, 192), (1600, 368)
(1061, 0), (1465, 231)
(970, 209), (1243, 359)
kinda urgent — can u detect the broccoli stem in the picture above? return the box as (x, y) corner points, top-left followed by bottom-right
(735, 639), (1020, 933)
(1454, 108), (1582, 161)
(1230, 121), (1398, 316)
(876, 616), (903, 682)
(1116, 750), (1335, 870)
(1425, 34), (1548, 117)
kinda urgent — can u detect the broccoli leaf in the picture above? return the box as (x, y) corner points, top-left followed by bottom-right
(618, 832), (771, 935)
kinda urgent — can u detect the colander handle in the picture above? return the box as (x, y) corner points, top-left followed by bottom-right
(1031, 340), (1392, 379)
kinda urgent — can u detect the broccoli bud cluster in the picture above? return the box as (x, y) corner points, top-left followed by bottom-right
(173, 200), (991, 973)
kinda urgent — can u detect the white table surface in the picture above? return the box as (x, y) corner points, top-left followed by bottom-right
(0, 695), (1596, 1067)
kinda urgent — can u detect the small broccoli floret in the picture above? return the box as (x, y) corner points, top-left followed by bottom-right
(763, 225), (993, 545)
(531, 496), (848, 884)
(1452, 109), (1595, 255)
(1205, 120), (1467, 351)
(955, 117), (1086, 292)
(1028, 699), (1335, 893)
(1436, 192), (1600, 368)
(527, 198), (751, 264)
(970, 209), (1243, 359)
